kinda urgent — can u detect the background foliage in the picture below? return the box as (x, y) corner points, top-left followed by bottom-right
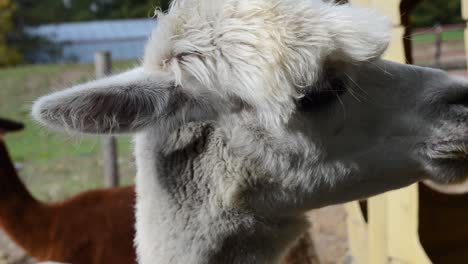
(14, 0), (171, 25)
(0, 0), (22, 66)
(411, 0), (463, 27)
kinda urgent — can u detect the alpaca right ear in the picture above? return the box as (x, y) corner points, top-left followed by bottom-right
(326, 4), (391, 62)
(32, 67), (177, 134)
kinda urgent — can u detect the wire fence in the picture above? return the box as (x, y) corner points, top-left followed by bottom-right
(410, 24), (466, 70)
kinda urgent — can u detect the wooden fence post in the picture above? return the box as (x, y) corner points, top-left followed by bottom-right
(95, 51), (120, 187)
(434, 23), (443, 68)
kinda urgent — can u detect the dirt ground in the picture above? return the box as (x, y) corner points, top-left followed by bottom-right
(308, 206), (349, 264)
(413, 40), (466, 68)
(0, 233), (34, 264)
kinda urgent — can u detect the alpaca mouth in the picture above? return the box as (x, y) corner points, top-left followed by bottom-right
(422, 139), (468, 161)
(419, 139), (468, 184)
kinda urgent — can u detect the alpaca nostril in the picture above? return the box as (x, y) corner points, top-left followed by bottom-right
(447, 91), (468, 108)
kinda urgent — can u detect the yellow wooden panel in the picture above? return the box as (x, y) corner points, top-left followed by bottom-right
(349, 0), (400, 25)
(370, 0), (403, 26)
(383, 26), (406, 63)
(345, 202), (368, 264)
(462, 0), (468, 19)
(349, 0), (371, 6)
(368, 194), (389, 264)
(387, 185), (432, 263)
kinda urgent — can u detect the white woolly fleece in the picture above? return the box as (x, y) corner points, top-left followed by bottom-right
(143, 0), (390, 123)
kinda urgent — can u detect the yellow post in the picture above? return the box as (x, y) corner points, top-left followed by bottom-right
(387, 184), (431, 263)
(367, 195), (388, 263)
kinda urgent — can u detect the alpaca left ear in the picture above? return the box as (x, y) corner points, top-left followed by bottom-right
(32, 67), (177, 134)
(327, 4), (391, 61)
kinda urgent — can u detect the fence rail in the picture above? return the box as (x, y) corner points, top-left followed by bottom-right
(410, 24), (466, 70)
(411, 23), (465, 35)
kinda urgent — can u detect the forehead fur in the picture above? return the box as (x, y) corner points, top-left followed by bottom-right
(144, 0), (390, 115)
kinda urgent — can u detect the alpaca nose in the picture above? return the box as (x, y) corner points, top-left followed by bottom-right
(446, 89), (468, 109)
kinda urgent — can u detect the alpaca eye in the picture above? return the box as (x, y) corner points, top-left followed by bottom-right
(296, 78), (347, 112)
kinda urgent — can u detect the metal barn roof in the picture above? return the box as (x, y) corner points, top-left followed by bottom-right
(28, 19), (156, 43)
(27, 19), (157, 63)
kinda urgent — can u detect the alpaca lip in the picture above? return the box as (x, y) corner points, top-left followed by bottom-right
(446, 149), (468, 160)
(423, 139), (468, 161)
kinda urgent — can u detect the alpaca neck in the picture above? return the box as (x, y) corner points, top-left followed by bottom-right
(134, 125), (309, 264)
(136, 192), (307, 264)
(0, 140), (50, 255)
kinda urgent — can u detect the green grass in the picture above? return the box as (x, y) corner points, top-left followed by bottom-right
(0, 61), (138, 201)
(410, 29), (464, 44)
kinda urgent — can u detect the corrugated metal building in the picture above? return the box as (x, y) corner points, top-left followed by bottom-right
(27, 19), (157, 63)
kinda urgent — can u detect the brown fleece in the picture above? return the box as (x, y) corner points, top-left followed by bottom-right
(0, 140), (136, 264)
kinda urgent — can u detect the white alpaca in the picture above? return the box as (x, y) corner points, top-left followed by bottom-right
(32, 0), (468, 263)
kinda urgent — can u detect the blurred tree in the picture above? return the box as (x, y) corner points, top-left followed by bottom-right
(411, 0), (462, 27)
(96, 0), (171, 19)
(14, 0), (68, 26)
(0, 0), (22, 67)
(12, 0), (171, 26)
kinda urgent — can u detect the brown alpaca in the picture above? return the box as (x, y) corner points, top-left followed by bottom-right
(284, 234), (319, 264)
(0, 142), (136, 263)
(0, 128), (136, 263)
(0, 120), (317, 264)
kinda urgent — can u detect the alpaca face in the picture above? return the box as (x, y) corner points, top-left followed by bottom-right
(32, 0), (390, 133)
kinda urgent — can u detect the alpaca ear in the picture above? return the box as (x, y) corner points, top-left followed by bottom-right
(32, 67), (176, 134)
(327, 4), (391, 61)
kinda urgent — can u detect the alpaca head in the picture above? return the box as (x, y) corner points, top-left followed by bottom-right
(32, 0), (390, 133)
(33, 0), (468, 206)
